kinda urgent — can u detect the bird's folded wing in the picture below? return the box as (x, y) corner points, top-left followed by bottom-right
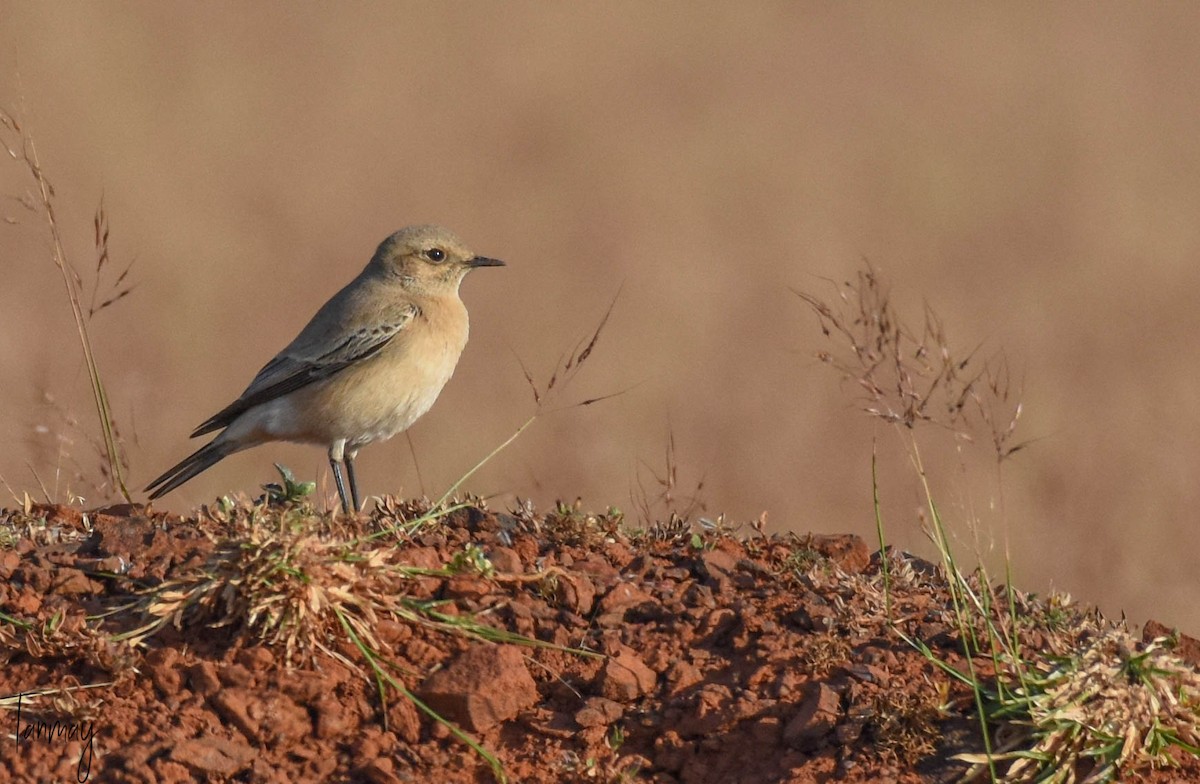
(190, 304), (418, 437)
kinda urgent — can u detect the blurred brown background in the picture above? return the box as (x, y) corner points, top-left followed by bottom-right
(2, 4), (1198, 633)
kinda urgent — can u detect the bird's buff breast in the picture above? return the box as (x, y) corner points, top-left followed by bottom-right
(267, 317), (467, 448)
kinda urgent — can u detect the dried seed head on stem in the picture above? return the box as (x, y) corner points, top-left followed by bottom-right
(793, 264), (1030, 462)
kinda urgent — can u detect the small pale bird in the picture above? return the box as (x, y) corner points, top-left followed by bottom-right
(146, 225), (504, 513)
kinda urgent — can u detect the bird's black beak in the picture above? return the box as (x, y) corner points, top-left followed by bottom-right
(467, 256), (505, 268)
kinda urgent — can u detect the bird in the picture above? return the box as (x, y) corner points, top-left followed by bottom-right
(145, 224), (504, 514)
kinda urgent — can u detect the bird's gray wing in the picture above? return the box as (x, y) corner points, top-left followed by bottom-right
(190, 304), (418, 437)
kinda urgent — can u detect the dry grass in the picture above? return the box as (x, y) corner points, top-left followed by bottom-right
(796, 631), (852, 677)
(870, 680), (945, 762)
(116, 497), (570, 662)
(1, 106), (134, 503)
(631, 429), (707, 528)
(958, 629), (1200, 782)
(794, 264), (1028, 460)
(436, 287), (622, 514)
(797, 263), (1200, 781)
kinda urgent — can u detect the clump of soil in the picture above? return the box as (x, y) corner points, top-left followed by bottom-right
(0, 499), (1196, 783)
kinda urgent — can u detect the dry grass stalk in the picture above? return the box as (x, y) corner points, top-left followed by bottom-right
(632, 428), (706, 527)
(793, 264), (1030, 461)
(437, 288), (623, 512)
(88, 200), (136, 318)
(516, 286), (623, 411)
(1, 106), (134, 501)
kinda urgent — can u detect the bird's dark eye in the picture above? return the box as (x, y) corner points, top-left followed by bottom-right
(425, 248), (446, 262)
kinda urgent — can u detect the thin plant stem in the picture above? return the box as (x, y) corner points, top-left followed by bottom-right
(25, 133), (130, 501)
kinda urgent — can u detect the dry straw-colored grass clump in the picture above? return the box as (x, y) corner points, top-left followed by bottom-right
(958, 628), (1200, 782)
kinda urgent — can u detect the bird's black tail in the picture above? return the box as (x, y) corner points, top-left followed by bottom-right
(146, 440), (232, 501)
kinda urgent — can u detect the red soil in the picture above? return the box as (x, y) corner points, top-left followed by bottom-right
(0, 501), (1196, 783)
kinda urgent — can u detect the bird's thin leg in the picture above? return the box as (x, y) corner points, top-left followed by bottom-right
(329, 456), (351, 514)
(345, 452), (362, 514)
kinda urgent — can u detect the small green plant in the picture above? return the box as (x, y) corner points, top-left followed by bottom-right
(448, 543), (495, 577)
(780, 542), (825, 576)
(607, 723), (626, 751)
(260, 463), (316, 506)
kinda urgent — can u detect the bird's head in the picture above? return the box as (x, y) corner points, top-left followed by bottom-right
(370, 224), (504, 294)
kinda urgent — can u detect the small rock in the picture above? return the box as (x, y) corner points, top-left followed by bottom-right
(807, 534), (871, 574)
(698, 548), (738, 583)
(487, 546), (523, 573)
(236, 646), (274, 671)
(93, 503), (141, 517)
(682, 583), (716, 610)
(314, 694), (349, 739)
(375, 618), (411, 648)
(675, 683), (733, 739)
(752, 716), (782, 744)
(575, 697), (624, 728)
(836, 717), (865, 745)
(597, 649), (658, 701)
(219, 663), (254, 688)
(418, 644), (537, 732)
(144, 647), (182, 697)
(783, 682), (842, 750)
(554, 573), (596, 614)
(653, 730), (689, 774)
(574, 555), (620, 585)
(510, 535), (540, 567)
(95, 555), (128, 574)
(699, 608), (737, 638)
(358, 758), (402, 784)
(169, 737), (255, 775)
(665, 660), (703, 696)
(394, 546), (443, 571)
(789, 594), (836, 630)
(846, 664), (888, 684)
(259, 694), (311, 743)
(187, 661), (222, 697)
(11, 588), (41, 615)
(0, 550), (20, 579)
(51, 569), (97, 596)
(443, 574), (490, 602)
(385, 695), (421, 744)
(212, 689), (260, 740)
(598, 582), (655, 615)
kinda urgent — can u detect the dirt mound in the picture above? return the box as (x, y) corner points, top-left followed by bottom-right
(0, 500), (1197, 783)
